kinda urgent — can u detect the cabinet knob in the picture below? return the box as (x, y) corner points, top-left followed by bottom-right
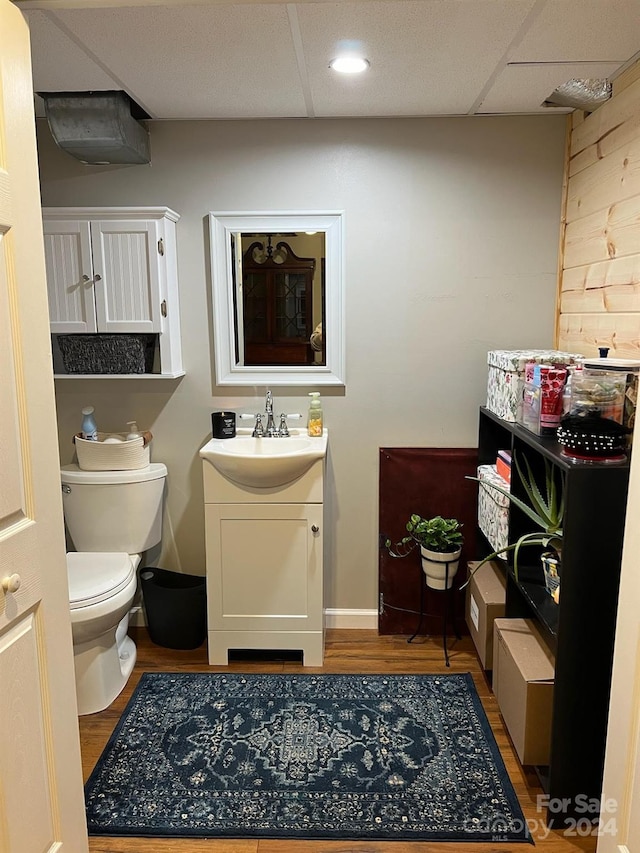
(94, 274), (102, 283)
(82, 274), (90, 282)
(2, 574), (22, 594)
(311, 525), (319, 533)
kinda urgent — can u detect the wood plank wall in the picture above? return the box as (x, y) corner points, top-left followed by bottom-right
(557, 62), (640, 358)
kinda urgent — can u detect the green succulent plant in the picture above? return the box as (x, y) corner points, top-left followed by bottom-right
(462, 453), (564, 586)
(385, 514), (463, 558)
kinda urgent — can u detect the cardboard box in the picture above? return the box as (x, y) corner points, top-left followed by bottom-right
(493, 618), (555, 766)
(477, 464), (510, 556)
(465, 561), (506, 669)
(487, 349), (583, 422)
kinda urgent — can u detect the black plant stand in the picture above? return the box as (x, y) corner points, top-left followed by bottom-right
(408, 559), (460, 666)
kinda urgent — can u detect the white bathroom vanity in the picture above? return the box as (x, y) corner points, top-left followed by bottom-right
(200, 430), (327, 666)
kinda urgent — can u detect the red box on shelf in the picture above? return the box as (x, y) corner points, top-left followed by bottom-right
(496, 450), (511, 484)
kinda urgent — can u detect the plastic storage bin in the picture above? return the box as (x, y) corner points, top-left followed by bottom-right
(570, 369), (627, 423)
(141, 568), (207, 649)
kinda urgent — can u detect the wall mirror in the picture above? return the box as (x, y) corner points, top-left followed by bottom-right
(209, 211), (345, 386)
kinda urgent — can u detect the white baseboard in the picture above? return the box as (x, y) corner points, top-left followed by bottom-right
(130, 605), (378, 631)
(324, 609), (378, 629)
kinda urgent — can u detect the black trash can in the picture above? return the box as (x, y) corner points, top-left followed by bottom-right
(140, 568), (207, 650)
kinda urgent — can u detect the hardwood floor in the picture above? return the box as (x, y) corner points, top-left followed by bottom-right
(80, 628), (597, 853)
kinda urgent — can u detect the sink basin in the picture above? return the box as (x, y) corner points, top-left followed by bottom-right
(200, 428), (328, 488)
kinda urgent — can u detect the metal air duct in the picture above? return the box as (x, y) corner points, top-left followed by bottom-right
(543, 78), (612, 111)
(40, 91), (151, 165)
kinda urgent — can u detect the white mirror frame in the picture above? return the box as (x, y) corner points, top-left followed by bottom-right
(209, 210), (345, 387)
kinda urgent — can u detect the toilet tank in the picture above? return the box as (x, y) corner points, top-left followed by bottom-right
(61, 463), (167, 553)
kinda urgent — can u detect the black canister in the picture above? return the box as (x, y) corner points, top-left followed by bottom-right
(212, 411), (236, 439)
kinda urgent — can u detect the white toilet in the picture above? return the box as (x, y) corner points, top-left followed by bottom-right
(60, 462), (167, 715)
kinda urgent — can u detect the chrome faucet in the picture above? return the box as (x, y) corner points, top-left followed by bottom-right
(265, 390), (277, 437)
(239, 391), (300, 437)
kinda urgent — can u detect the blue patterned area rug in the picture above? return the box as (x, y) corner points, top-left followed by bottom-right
(84, 672), (530, 842)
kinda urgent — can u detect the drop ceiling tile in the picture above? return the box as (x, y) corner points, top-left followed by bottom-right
(20, 0), (640, 120)
(298, 0), (537, 116)
(477, 61), (622, 113)
(25, 10), (120, 94)
(51, 4), (308, 119)
(511, 0), (640, 62)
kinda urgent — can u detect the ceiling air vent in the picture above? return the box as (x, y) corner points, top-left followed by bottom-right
(543, 78), (612, 111)
(39, 91), (151, 165)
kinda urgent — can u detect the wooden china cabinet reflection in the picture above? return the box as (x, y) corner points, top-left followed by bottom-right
(240, 237), (315, 366)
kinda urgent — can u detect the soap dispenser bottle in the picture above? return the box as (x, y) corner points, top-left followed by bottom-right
(126, 421), (141, 441)
(307, 392), (323, 437)
(81, 406), (98, 441)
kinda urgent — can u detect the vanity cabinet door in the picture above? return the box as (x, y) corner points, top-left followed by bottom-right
(205, 502), (323, 635)
(43, 219), (97, 333)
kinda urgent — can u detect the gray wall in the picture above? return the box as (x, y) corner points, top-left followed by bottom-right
(38, 115), (566, 615)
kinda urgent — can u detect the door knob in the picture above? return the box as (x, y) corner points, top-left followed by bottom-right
(311, 525), (319, 533)
(2, 574), (21, 593)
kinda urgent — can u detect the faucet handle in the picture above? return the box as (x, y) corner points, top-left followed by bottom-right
(239, 412), (265, 436)
(278, 413), (303, 437)
(278, 413), (290, 436)
(252, 413), (265, 437)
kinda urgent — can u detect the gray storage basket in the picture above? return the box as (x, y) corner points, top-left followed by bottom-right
(58, 334), (156, 374)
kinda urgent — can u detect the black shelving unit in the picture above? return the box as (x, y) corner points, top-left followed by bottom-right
(477, 406), (630, 826)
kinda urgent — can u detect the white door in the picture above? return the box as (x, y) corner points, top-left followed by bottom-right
(598, 415), (640, 853)
(0, 3), (88, 851)
(43, 218), (97, 333)
(90, 219), (163, 332)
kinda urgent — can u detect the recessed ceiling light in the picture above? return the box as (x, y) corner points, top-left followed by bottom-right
(329, 57), (370, 74)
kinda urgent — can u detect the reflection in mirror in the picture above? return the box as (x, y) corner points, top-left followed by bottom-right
(209, 211), (344, 386)
(236, 232), (325, 367)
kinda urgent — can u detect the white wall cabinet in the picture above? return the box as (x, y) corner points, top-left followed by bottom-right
(43, 207), (183, 377)
(202, 454), (325, 666)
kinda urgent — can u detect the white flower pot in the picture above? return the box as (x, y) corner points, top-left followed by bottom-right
(420, 546), (462, 590)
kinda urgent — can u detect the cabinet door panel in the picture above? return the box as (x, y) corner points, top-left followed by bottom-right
(43, 220), (96, 333)
(90, 220), (162, 332)
(206, 503), (323, 633)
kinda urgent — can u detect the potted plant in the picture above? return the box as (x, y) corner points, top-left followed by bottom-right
(385, 515), (463, 589)
(464, 454), (564, 602)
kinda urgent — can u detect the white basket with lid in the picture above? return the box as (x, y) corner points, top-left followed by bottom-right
(74, 432), (152, 471)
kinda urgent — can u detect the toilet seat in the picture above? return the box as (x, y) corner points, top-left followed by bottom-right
(67, 552), (134, 609)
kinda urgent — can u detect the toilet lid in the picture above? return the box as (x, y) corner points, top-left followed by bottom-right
(67, 552), (134, 608)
